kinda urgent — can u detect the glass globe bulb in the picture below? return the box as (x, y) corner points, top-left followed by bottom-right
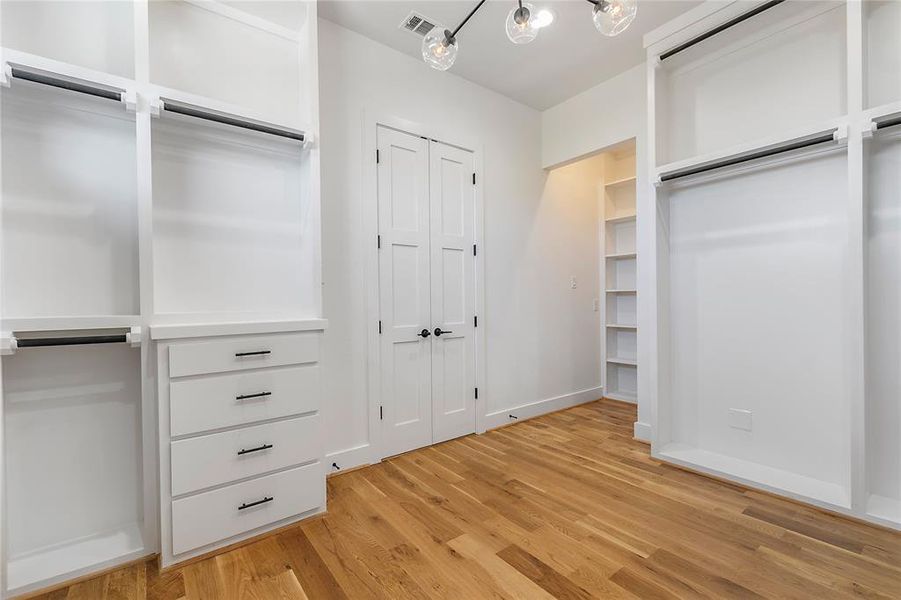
(592, 0), (637, 37)
(422, 28), (458, 71)
(505, 3), (539, 45)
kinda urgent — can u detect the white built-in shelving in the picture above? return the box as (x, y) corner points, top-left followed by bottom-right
(600, 144), (638, 406)
(646, 0), (901, 531)
(0, 1), (323, 597)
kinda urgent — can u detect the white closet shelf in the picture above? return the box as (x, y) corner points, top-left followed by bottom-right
(1, 47), (136, 97)
(606, 323), (637, 330)
(1, 316), (141, 332)
(150, 318), (328, 340)
(656, 443), (852, 512)
(605, 252), (637, 260)
(604, 391), (637, 403)
(607, 356), (637, 366)
(606, 289), (637, 294)
(605, 175), (636, 188)
(605, 214), (636, 224)
(6, 522), (148, 598)
(655, 123), (844, 183)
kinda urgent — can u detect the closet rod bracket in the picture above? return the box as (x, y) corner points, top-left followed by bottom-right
(833, 125), (848, 143)
(1, 332), (16, 356)
(124, 90), (138, 113)
(0, 63), (11, 88)
(127, 326), (143, 347)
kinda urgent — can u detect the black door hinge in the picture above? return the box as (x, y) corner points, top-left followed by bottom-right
(377, 234), (381, 249)
(378, 320), (382, 334)
(376, 149), (380, 164)
(475, 387), (479, 399)
(380, 405), (383, 420)
(473, 244), (477, 256)
(474, 315), (478, 328)
(472, 172), (476, 185)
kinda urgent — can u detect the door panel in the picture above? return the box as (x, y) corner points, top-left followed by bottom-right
(377, 126), (432, 457)
(429, 141), (476, 444)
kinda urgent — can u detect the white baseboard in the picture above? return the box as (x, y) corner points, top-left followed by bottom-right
(483, 386), (603, 431)
(325, 443), (371, 475)
(633, 421), (651, 442)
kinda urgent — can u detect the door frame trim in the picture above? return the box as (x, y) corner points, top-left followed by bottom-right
(362, 110), (486, 463)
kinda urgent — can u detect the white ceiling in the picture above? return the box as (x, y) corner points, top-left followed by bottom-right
(318, 0), (700, 110)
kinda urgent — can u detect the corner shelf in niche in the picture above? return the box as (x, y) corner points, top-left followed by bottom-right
(605, 175), (636, 188)
(605, 214), (636, 224)
(607, 356), (637, 366)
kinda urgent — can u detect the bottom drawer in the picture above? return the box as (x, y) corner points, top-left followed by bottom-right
(171, 463), (324, 555)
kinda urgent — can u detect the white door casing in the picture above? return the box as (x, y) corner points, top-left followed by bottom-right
(376, 126), (433, 458)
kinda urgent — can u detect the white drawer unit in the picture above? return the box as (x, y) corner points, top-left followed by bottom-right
(168, 332), (319, 378)
(155, 324), (327, 567)
(170, 414), (321, 496)
(171, 462), (324, 555)
(169, 364), (320, 436)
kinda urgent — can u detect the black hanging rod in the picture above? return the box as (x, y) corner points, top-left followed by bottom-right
(160, 98), (305, 142)
(8, 65), (124, 102)
(659, 130), (837, 182)
(659, 0), (785, 61)
(874, 114), (901, 131)
(16, 334), (127, 348)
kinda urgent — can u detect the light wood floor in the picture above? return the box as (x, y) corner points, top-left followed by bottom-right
(31, 399), (901, 599)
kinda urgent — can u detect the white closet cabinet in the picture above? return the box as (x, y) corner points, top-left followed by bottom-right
(0, 1), (325, 596)
(647, 0), (901, 531)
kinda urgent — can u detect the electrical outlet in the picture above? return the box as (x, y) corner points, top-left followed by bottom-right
(570, 276), (577, 289)
(728, 408), (752, 431)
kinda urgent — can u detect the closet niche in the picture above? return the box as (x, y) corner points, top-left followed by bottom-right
(0, 1), (325, 597)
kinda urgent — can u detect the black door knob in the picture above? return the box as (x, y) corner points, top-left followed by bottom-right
(434, 328), (453, 337)
(418, 328), (431, 338)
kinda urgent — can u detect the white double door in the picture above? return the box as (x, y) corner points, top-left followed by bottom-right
(377, 125), (476, 458)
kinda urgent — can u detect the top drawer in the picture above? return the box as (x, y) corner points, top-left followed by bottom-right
(168, 332), (318, 378)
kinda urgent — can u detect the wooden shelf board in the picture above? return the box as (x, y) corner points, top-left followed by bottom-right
(150, 318), (328, 340)
(605, 214), (636, 224)
(1, 316), (140, 332)
(605, 175), (637, 188)
(6, 522), (148, 598)
(607, 357), (637, 366)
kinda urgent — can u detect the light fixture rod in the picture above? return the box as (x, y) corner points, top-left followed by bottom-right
(451, 0), (488, 38)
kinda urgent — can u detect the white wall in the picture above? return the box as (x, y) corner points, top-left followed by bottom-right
(541, 62), (653, 440)
(318, 19), (603, 467)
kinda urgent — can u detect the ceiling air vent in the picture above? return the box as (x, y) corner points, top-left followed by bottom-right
(400, 11), (437, 37)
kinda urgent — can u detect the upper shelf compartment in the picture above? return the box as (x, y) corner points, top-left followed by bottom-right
(1, 69), (139, 320)
(149, 0), (309, 129)
(0, 1), (134, 79)
(866, 1), (901, 110)
(655, 1), (846, 166)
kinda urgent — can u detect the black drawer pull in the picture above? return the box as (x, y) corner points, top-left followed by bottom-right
(238, 496), (273, 511)
(235, 350), (271, 357)
(237, 443), (273, 456)
(236, 391), (272, 401)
